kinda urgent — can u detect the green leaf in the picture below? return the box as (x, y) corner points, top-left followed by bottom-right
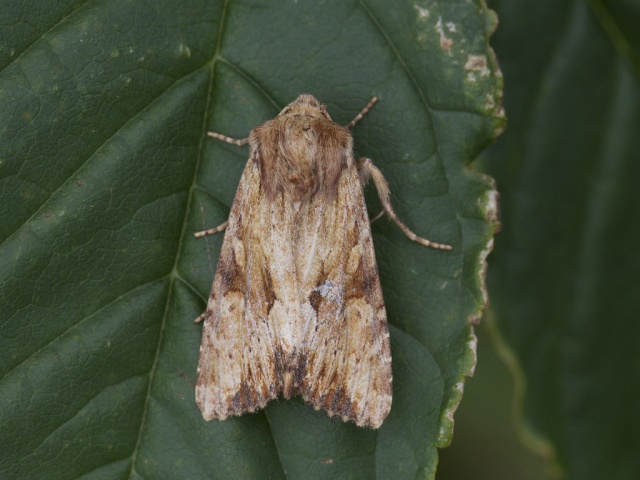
(484, 1), (640, 478)
(0, 1), (501, 478)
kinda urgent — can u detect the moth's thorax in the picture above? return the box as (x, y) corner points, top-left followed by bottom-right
(250, 97), (353, 202)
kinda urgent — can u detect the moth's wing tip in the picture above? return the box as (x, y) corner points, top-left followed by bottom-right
(300, 385), (392, 429)
(195, 383), (279, 422)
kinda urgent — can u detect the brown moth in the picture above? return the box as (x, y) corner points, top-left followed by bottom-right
(194, 94), (451, 429)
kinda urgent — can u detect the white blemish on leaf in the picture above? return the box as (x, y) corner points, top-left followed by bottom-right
(466, 335), (478, 376)
(465, 55), (490, 77)
(475, 187), (499, 311)
(414, 5), (430, 19)
(484, 94), (495, 110)
(178, 43), (191, 58)
(483, 188), (500, 229)
(435, 18), (453, 52)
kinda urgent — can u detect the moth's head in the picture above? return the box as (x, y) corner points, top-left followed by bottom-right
(278, 94), (332, 120)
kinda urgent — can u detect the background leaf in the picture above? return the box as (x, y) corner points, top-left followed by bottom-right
(479, 0), (640, 479)
(0, 1), (501, 478)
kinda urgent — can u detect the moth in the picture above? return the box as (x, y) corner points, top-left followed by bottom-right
(195, 94), (451, 429)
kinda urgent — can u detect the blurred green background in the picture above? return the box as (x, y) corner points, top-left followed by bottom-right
(437, 321), (549, 480)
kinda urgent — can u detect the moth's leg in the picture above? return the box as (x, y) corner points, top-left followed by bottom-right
(346, 97), (378, 129)
(370, 210), (385, 223)
(193, 218), (227, 322)
(197, 132), (243, 237)
(207, 132), (249, 146)
(194, 220), (229, 238)
(358, 157), (453, 251)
